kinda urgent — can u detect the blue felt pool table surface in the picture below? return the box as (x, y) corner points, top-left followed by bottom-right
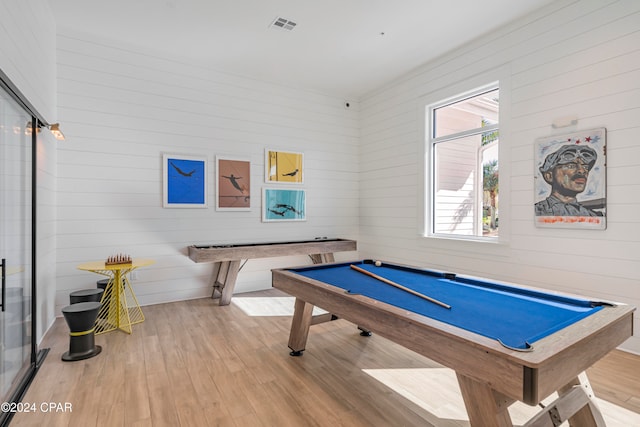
(287, 260), (605, 350)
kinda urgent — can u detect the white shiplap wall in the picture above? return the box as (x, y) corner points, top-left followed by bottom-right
(0, 0), (58, 343)
(0, 0), (56, 121)
(359, 0), (640, 354)
(54, 30), (359, 314)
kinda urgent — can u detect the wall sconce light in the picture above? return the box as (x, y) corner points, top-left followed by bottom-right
(24, 121), (41, 136)
(48, 123), (65, 140)
(24, 121), (65, 140)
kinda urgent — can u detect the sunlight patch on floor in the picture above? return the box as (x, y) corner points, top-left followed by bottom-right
(363, 368), (640, 427)
(363, 368), (468, 421)
(232, 296), (328, 317)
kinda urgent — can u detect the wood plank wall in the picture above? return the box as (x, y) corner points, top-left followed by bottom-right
(0, 0), (59, 340)
(53, 29), (359, 314)
(358, 0), (640, 353)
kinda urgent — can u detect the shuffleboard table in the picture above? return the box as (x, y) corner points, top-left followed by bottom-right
(271, 259), (635, 427)
(188, 238), (356, 305)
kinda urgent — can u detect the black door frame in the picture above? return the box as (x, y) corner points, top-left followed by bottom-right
(0, 68), (50, 427)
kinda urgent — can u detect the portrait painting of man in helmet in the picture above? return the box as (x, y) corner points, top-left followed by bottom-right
(534, 128), (606, 229)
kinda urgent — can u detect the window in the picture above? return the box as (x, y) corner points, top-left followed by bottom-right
(427, 84), (499, 239)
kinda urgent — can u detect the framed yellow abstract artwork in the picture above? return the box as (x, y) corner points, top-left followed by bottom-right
(265, 149), (303, 184)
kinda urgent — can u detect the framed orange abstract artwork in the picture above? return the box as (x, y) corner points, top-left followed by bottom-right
(216, 156), (251, 211)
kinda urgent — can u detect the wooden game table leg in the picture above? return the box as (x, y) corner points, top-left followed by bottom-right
(211, 260), (241, 306)
(309, 252), (335, 264)
(308, 252), (344, 327)
(556, 373), (606, 427)
(288, 298), (315, 356)
(457, 371), (606, 427)
(212, 252), (337, 306)
(456, 372), (514, 427)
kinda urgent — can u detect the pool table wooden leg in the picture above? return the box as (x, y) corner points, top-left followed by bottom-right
(457, 371), (606, 427)
(456, 372), (514, 427)
(520, 372), (605, 427)
(288, 297), (315, 356)
(558, 373), (606, 427)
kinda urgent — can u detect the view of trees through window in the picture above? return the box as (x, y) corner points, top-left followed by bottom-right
(429, 86), (499, 238)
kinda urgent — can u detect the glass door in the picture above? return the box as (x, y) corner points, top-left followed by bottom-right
(0, 87), (33, 403)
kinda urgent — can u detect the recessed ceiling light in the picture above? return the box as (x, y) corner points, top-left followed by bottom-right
(270, 16), (297, 31)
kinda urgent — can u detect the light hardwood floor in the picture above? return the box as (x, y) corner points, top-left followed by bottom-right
(11, 290), (640, 427)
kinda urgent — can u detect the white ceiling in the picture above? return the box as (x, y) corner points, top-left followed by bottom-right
(49, 0), (554, 99)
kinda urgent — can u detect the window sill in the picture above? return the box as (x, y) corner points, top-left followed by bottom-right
(419, 233), (510, 257)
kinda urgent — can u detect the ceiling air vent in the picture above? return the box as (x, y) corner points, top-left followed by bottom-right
(270, 16), (297, 31)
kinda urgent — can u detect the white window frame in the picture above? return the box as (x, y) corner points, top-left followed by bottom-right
(419, 68), (510, 248)
(428, 83), (499, 240)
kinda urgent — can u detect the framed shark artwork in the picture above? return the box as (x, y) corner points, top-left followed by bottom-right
(262, 188), (306, 222)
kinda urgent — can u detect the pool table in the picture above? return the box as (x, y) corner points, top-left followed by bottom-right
(271, 260), (635, 427)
